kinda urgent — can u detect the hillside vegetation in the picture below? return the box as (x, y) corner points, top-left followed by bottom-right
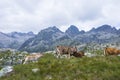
(0, 50), (28, 66)
(1, 53), (120, 80)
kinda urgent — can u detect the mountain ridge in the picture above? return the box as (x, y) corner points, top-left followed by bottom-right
(0, 24), (120, 52)
(19, 24), (120, 52)
(0, 31), (35, 49)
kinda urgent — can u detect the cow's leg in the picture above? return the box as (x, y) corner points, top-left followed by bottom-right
(22, 58), (25, 64)
(54, 52), (57, 57)
(103, 49), (106, 56)
(56, 48), (61, 58)
(56, 52), (60, 58)
(58, 53), (61, 58)
(67, 53), (70, 59)
(54, 49), (58, 57)
(104, 49), (107, 56)
(59, 53), (62, 58)
(34, 57), (39, 63)
(23, 58), (27, 64)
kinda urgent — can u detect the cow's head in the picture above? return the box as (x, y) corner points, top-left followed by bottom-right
(70, 46), (77, 54)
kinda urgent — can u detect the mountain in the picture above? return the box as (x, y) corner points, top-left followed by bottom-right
(0, 32), (12, 48)
(0, 31), (35, 49)
(8, 31), (34, 38)
(65, 25), (85, 38)
(19, 26), (74, 52)
(89, 24), (117, 33)
(65, 25), (80, 37)
(75, 24), (119, 43)
(19, 24), (120, 52)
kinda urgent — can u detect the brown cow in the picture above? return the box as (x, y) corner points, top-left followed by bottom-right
(23, 53), (43, 64)
(55, 45), (77, 58)
(104, 47), (120, 56)
(72, 51), (85, 57)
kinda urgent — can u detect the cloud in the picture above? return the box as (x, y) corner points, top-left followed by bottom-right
(0, 0), (120, 33)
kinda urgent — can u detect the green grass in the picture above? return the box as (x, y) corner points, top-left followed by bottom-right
(1, 54), (120, 80)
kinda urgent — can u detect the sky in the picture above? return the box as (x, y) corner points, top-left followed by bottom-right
(0, 0), (120, 34)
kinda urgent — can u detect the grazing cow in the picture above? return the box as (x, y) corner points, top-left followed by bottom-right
(55, 45), (77, 58)
(72, 51), (84, 57)
(23, 53), (43, 64)
(104, 47), (120, 56)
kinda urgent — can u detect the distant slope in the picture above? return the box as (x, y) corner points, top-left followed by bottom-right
(0, 31), (35, 49)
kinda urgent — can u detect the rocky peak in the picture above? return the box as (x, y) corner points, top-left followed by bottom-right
(79, 30), (85, 34)
(37, 26), (64, 41)
(27, 31), (34, 35)
(90, 24), (117, 33)
(40, 26), (62, 33)
(65, 25), (80, 37)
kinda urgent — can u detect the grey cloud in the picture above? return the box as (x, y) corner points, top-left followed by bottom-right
(0, 0), (120, 33)
(14, 0), (41, 13)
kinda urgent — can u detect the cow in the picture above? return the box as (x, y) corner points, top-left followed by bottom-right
(72, 51), (85, 57)
(104, 47), (120, 56)
(55, 45), (77, 58)
(23, 53), (43, 64)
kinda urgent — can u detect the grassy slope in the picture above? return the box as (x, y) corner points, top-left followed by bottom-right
(1, 53), (120, 80)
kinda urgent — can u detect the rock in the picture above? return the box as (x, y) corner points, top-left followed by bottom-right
(32, 68), (40, 73)
(45, 75), (52, 80)
(85, 53), (97, 57)
(0, 66), (13, 77)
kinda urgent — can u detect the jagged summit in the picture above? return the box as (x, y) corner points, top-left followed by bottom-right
(39, 26), (63, 34)
(90, 24), (117, 33)
(65, 25), (80, 37)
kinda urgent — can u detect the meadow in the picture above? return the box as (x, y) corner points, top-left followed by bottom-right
(1, 53), (120, 80)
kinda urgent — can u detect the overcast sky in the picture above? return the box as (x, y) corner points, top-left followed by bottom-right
(0, 0), (120, 33)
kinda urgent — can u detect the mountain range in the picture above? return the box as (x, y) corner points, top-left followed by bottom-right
(0, 31), (35, 49)
(18, 24), (120, 52)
